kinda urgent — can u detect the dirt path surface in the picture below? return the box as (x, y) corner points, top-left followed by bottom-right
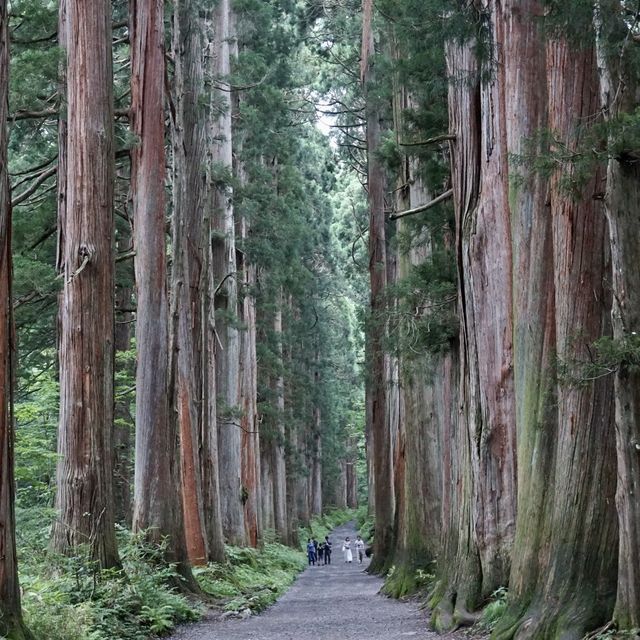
(169, 522), (437, 640)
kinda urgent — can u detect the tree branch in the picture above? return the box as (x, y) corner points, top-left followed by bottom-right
(399, 133), (456, 147)
(389, 189), (453, 221)
(12, 165), (57, 207)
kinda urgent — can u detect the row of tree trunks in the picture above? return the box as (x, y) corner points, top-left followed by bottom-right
(402, 3), (619, 637)
(44, 0), (315, 593)
(51, 0), (119, 569)
(0, 0), (31, 634)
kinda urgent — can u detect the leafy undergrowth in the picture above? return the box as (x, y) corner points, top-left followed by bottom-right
(194, 542), (306, 615)
(15, 507), (351, 639)
(477, 586), (508, 632)
(19, 525), (200, 640)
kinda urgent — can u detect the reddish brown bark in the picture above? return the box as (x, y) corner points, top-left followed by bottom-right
(171, 0), (222, 564)
(465, 21), (516, 599)
(51, 0), (119, 569)
(431, 37), (483, 629)
(130, 0), (195, 581)
(495, 25), (617, 640)
(0, 4), (31, 635)
(363, 14), (394, 573)
(238, 224), (261, 546)
(498, 2), (557, 623)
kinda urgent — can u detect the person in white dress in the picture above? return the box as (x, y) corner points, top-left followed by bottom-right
(342, 537), (353, 563)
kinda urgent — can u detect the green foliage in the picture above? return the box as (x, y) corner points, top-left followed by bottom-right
(478, 586), (508, 631)
(19, 532), (200, 640)
(194, 542), (306, 614)
(355, 505), (375, 543)
(556, 333), (640, 387)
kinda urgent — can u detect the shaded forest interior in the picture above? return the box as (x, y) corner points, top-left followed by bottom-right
(1, 1), (640, 640)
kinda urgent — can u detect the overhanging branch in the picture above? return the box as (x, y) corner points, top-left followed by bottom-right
(389, 189), (453, 221)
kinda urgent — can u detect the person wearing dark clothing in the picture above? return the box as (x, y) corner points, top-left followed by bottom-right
(323, 535), (332, 564)
(318, 542), (325, 564)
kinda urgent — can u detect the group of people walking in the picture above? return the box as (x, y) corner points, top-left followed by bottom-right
(306, 536), (332, 565)
(306, 535), (366, 566)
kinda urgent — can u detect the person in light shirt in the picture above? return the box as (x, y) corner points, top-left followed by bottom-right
(355, 535), (365, 564)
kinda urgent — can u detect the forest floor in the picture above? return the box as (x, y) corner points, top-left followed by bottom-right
(168, 522), (484, 640)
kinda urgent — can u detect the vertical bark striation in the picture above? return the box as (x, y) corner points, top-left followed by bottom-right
(130, 0), (193, 579)
(495, 25), (618, 640)
(431, 38), (482, 629)
(238, 220), (261, 546)
(594, 5), (640, 629)
(171, 0), (211, 564)
(498, 3), (557, 629)
(52, 0), (119, 569)
(0, 2), (31, 634)
(363, 17), (394, 572)
(272, 304), (288, 541)
(212, 0), (245, 546)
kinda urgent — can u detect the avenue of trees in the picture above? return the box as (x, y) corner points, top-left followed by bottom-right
(1, 0), (640, 639)
(0, 0), (363, 637)
(345, 1), (640, 639)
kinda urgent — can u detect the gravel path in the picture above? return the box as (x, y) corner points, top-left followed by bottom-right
(169, 522), (438, 640)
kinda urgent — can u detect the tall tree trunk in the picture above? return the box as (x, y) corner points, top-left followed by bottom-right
(272, 302), (288, 541)
(345, 437), (358, 509)
(212, 0), (245, 546)
(496, 29), (618, 640)
(0, 3), (31, 635)
(462, 1), (517, 602)
(130, 0), (195, 583)
(113, 278), (133, 526)
(296, 419), (311, 527)
(172, 0), (220, 564)
(51, 0), (119, 569)
(238, 223), (261, 546)
(431, 36), (483, 629)
(363, 13), (393, 573)
(310, 353), (322, 517)
(387, 90), (446, 597)
(284, 298), (298, 545)
(202, 8), (227, 563)
(594, 4), (640, 630)
(493, 2), (556, 636)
